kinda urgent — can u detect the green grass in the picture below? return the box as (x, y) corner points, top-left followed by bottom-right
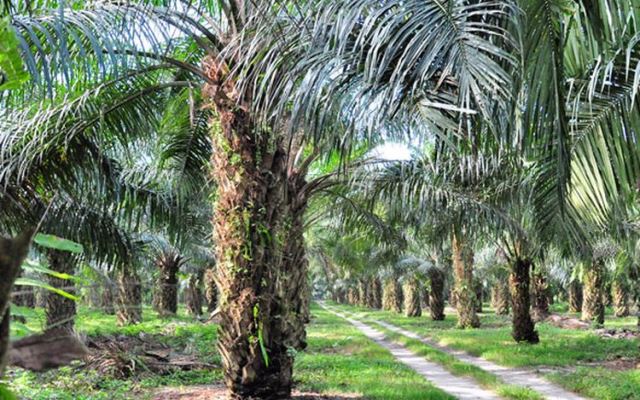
(295, 305), (454, 399)
(328, 301), (640, 400)
(7, 304), (457, 399)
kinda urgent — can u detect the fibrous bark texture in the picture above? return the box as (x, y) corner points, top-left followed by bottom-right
(367, 277), (382, 309)
(531, 272), (550, 321)
(451, 230), (480, 328)
(491, 281), (510, 315)
(474, 279), (483, 313)
(428, 269), (445, 321)
(45, 250), (77, 332)
(612, 278), (630, 317)
(568, 280), (583, 313)
(0, 230), (33, 378)
(204, 266), (218, 313)
(116, 268), (142, 326)
(186, 270), (204, 317)
(582, 260), (605, 326)
(382, 278), (402, 313)
(205, 59), (294, 398)
(509, 258), (539, 343)
(403, 277), (422, 317)
(155, 250), (185, 316)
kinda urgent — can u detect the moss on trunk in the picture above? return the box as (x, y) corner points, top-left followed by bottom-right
(382, 278), (402, 313)
(531, 272), (550, 321)
(612, 278), (629, 318)
(204, 266), (217, 313)
(116, 268), (142, 326)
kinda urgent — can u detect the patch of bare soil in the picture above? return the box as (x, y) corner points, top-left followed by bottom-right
(594, 328), (640, 340)
(152, 385), (362, 400)
(85, 334), (217, 379)
(544, 314), (591, 330)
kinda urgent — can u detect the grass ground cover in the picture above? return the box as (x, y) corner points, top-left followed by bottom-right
(328, 302), (640, 399)
(6, 303), (455, 399)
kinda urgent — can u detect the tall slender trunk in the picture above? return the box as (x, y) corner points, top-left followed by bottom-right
(186, 270), (204, 317)
(451, 230), (480, 328)
(382, 277), (402, 313)
(474, 279), (483, 313)
(204, 266), (217, 313)
(357, 279), (367, 307)
(568, 280), (583, 313)
(531, 272), (549, 321)
(45, 250), (76, 332)
(155, 250), (184, 316)
(370, 277), (382, 309)
(492, 280), (510, 315)
(403, 277), (421, 317)
(509, 258), (539, 343)
(428, 269), (445, 320)
(612, 277), (630, 317)
(116, 268), (142, 326)
(0, 231), (33, 378)
(582, 260), (605, 326)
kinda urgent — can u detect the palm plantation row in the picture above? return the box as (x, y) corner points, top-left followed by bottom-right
(0, 0), (639, 398)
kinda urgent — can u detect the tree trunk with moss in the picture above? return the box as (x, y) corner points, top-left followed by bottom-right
(568, 280), (583, 313)
(206, 55), (299, 399)
(451, 230), (480, 328)
(510, 258), (539, 343)
(0, 231), (33, 378)
(428, 269), (445, 320)
(449, 287), (457, 308)
(612, 277), (629, 318)
(531, 272), (549, 321)
(45, 250), (77, 332)
(492, 281), (510, 315)
(403, 277), (421, 317)
(186, 270), (204, 317)
(582, 260), (605, 326)
(203, 266), (217, 313)
(116, 268), (142, 326)
(382, 277), (402, 313)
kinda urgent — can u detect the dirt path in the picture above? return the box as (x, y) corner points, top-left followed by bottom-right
(369, 319), (587, 400)
(320, 303), (500, 400)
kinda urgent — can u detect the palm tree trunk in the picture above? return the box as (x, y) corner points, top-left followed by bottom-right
(13, 283), (35, 309)
(45, 250), (76, 332)
(382, 277), (403, 313)
(493, 281), (510, 315)
(422, 284), (430, 309)
(357, 279), (367, 307)
(371, 277), (382, 309)
(509, 258), (539, 343)
(449, 287), (457, 308)
(403, 277), (421, 317)
(568, 280), (583, 313)
(208, 91), (294, 398)
(451, 230), (480, 328)
(0, 231), (33, 378)
(428, 269), (445, 321)
(582, 260), (605, 326)
(204, 266), (217, 313)
(278, 201), (311, 351)
(612, 278), (629, 317)
(474, 279), (483, 313)
(116, 268), (142, 326)
(531, 272), (549, 321)
(101, 281), (115, 315)
(155, 251), (183, 316)
(186, 271), (204, 317)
